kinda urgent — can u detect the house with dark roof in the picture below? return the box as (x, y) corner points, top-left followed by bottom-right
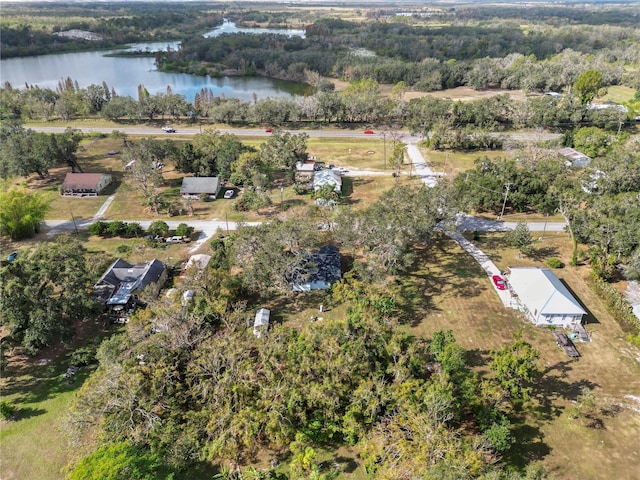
(508, 267), (586, 327)
(95, 258), (168, 314)
(61, 173), (112, 196)
(180, 177), (221, 199)
(290, 245), (341, 291)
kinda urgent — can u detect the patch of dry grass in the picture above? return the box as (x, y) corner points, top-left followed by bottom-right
(307, 137), (386, 170)
(421, 148), (503, 178)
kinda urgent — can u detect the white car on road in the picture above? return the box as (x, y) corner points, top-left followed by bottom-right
(162, 126), (176, 133)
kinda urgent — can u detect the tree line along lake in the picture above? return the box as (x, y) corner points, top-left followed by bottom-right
(0, 20), (311, 102)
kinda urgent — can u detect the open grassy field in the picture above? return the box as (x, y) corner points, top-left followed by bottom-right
(307, 137), (385, 170)
(328, 79), (528, 102)
(420, 148), (505, 178)
(600, 85), (637, 104)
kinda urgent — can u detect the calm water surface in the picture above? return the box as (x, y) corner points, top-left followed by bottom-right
(0, 21), (309, 102)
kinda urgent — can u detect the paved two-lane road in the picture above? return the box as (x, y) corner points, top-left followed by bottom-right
(28, 125), (562, 143)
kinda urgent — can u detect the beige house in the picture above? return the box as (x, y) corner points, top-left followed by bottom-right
(61, 173), (112, 196)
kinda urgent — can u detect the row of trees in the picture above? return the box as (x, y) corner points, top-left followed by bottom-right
(2, 78), (635, 138)
(0, 5), (222, 59)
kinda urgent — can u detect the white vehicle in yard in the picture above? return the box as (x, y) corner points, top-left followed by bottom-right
(223, 190), (235, 199)
(165, 236), (184, 243)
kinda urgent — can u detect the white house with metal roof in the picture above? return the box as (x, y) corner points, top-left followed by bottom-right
(313, 169), (342, 193)
(508, 267), (586, 327)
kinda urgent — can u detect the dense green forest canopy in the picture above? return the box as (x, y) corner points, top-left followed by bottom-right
(0, 2), (223, 58)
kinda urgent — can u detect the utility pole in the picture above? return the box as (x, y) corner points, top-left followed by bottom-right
(71, 213), (79, 235)
(499, 183), (511, 220)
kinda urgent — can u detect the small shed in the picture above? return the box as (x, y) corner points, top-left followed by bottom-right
(296, 161), (316, 179)
(253, 308), (270, 337)
(62, 173), (112, 196)
(180, 177), (221, 199)
(558, 148), (591, 168)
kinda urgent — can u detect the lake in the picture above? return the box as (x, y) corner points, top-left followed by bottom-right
(0, 21), (310, 102)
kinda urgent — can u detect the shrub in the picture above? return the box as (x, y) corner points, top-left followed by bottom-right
(175, 223), (194, 237)
(115, 244), (131, 254)
(0, 401), (16, 420)
(123, 222), (143, 238)
(88, 221), (109, 236)
(293, 183), (308, 195)
(69, 346), (97, 367)
(589, 273), (640, 335)
(148, 221), (169, 237)
(546, 258), (564, 268)
(107, 221), (126, 237)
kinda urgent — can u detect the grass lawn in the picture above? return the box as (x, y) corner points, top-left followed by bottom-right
(307, 137), (386, 171)
(420, 148), (506, 178)
(600, 85), (637, 104)
(0, 319), (110, 480)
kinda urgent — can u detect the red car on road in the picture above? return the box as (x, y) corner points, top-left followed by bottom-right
(265, 128), (273, 133)
(492, 275), (507, 290)
(363, 129), (374, 134)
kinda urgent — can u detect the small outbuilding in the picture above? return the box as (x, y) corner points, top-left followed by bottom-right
(253, 308), (270, 337)
(61, 173), (112, 196)
(508, 267), (586, 327)
(296, 161), (316, 179)
(558, 148), (591, 168)
(180, 177), (221, 199)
